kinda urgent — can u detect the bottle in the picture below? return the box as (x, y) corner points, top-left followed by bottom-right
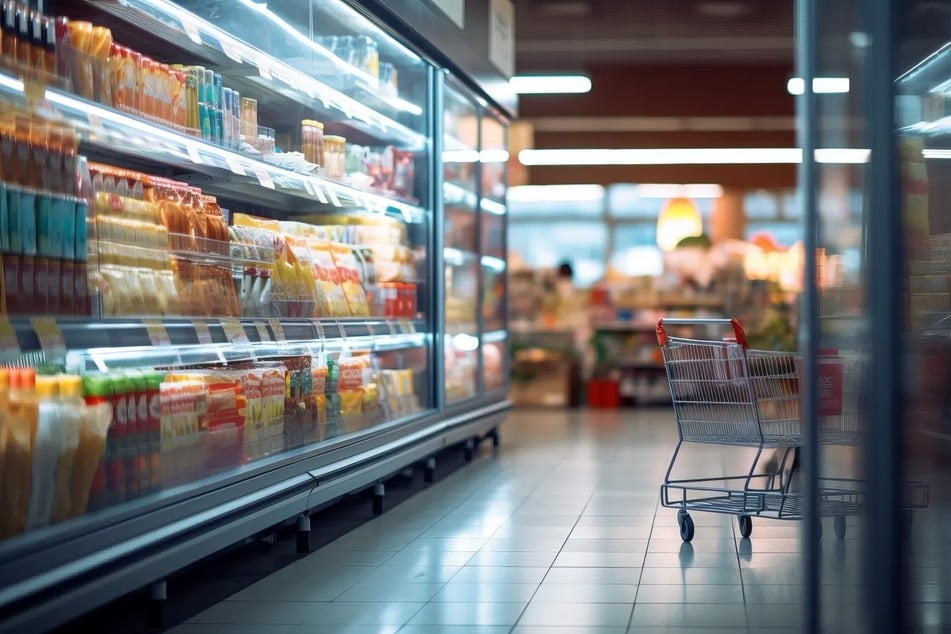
(15, 5), (32, 67)
(51, 375), (82, 523)
(81, 373), (112, 511)
(26, 375), (62, 529)
(1, 368), (37, 536)
(0, 368), (9, 516)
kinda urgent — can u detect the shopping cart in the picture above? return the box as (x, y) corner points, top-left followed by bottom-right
(656, 318), (805, 542)
(656, 318), (929, 542)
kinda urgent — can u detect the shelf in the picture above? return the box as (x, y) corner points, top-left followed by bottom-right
(444, 182), (478, 209)
(87, 0), (427, 148)
(0, 71), (425, 223)
(6, 317), (427, 370)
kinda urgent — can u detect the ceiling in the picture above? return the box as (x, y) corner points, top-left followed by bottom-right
(515, 0), (794, 70)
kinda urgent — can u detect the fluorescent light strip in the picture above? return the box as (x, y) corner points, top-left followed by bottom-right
(443, 149), (480, 163)
(519, 148), (871, 166)
(481, 255), (507, 272)
(510, 74), (592, 94)
(508, 184), (604, 203)
(787, 76), (850, 95)
(480, 199), (508, 215)
(480, 149), (510, 163)
(443, 247), (467, 266)
(483, 329), (507, 344)
(635, 184), (724, 199)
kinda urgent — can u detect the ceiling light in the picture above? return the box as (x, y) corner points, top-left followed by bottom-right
(508, 184), (604, 203)
(518, 147), (870, 166)
(510, 74), (592, 95)
(635, 184), (724, 199)
(787, 77), (850, 95)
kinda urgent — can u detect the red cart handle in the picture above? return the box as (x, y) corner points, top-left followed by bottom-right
(656, 318), (749, 349)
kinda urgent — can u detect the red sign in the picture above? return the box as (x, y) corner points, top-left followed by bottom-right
(817, 357), (843, 416)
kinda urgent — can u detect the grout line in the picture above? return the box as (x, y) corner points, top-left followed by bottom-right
(506, 453), (601, 633)
(626, 489), (663, 631)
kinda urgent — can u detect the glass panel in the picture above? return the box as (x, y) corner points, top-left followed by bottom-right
(509, 221), (606, 287)
(443, 82), (479, 402)
(0, 0), (433, 541)
(813, 2), (869, 631)
(897, 3), (951, 629)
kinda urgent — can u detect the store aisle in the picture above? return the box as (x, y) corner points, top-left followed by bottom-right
(169, 408), (858, 633)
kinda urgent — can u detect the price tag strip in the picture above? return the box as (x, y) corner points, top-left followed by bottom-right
(193, 320), (213, 345)
(144, 320), (171, 347)
(221, 319), (250, 345)
(225, 154), (246, 176)
(254, 321), (271, 343)
(253, 166), (276, 190)
(313, 320), (325, 341)
(0, 317), (20, 360)
(220, 38), (243, 63)
(181, 18), (203, 44)
(30, 317), (66, 364)
(268, 318), (287, 343)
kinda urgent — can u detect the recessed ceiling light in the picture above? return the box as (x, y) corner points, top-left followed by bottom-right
(510, 74), (592, 94)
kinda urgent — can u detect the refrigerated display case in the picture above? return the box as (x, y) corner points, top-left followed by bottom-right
(442, 78), (510, 402)
(0, 0), (512, 630)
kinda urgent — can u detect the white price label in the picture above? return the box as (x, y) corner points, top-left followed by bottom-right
(221, 319), (249, 344)
(268, 318), (286, 342)
(225, 154), (246, 176)
(182, 19), (202, 45)
(0, 317), (20, 360)
(254, 321), (271, 342)
(193, 320), (213, 344)
(144, 320), (171, 347)
(336, 322), (347, 340)
(314, 185), (328, 205)
(254, 166), (276, 190)
(221, 39), (242, 63)
(303, 178), (316, 197)
(313, 320), (325, 340)
(399, 320), (415, 334)
(30, 317), (66, 364)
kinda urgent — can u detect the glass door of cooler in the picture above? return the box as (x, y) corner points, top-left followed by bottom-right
(0, 0), (435, 540)
(442, 80), (480, 402)
(479, 113), (508, 393)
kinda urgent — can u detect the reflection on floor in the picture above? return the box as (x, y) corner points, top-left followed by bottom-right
(170, 407), (874, 633)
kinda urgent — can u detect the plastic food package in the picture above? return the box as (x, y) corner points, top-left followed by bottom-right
(332, 243), (370, 317)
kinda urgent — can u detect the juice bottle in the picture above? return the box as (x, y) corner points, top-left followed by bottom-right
(144, 371), (163, 491)
(51, 374), (81, 522)
(0, 368), (9, 519)
(1, 368), (37, 536)
(81, 373), (112, 511)
(26, 374), (61, 529)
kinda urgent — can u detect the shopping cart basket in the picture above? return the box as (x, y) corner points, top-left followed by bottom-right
(656, 318), (928, 542)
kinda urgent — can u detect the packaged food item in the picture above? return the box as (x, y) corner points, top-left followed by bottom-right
(332, 243), (370, 316)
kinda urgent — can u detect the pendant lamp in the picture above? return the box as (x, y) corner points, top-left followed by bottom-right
(656, 197), (703, 251)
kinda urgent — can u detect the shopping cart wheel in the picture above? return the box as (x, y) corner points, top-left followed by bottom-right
(678, 510), (695, 542)
(738, 515), (753, 538)
(834, 515), (847, 539)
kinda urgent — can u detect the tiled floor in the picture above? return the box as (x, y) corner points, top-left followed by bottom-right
(171, 407), (864, 633)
